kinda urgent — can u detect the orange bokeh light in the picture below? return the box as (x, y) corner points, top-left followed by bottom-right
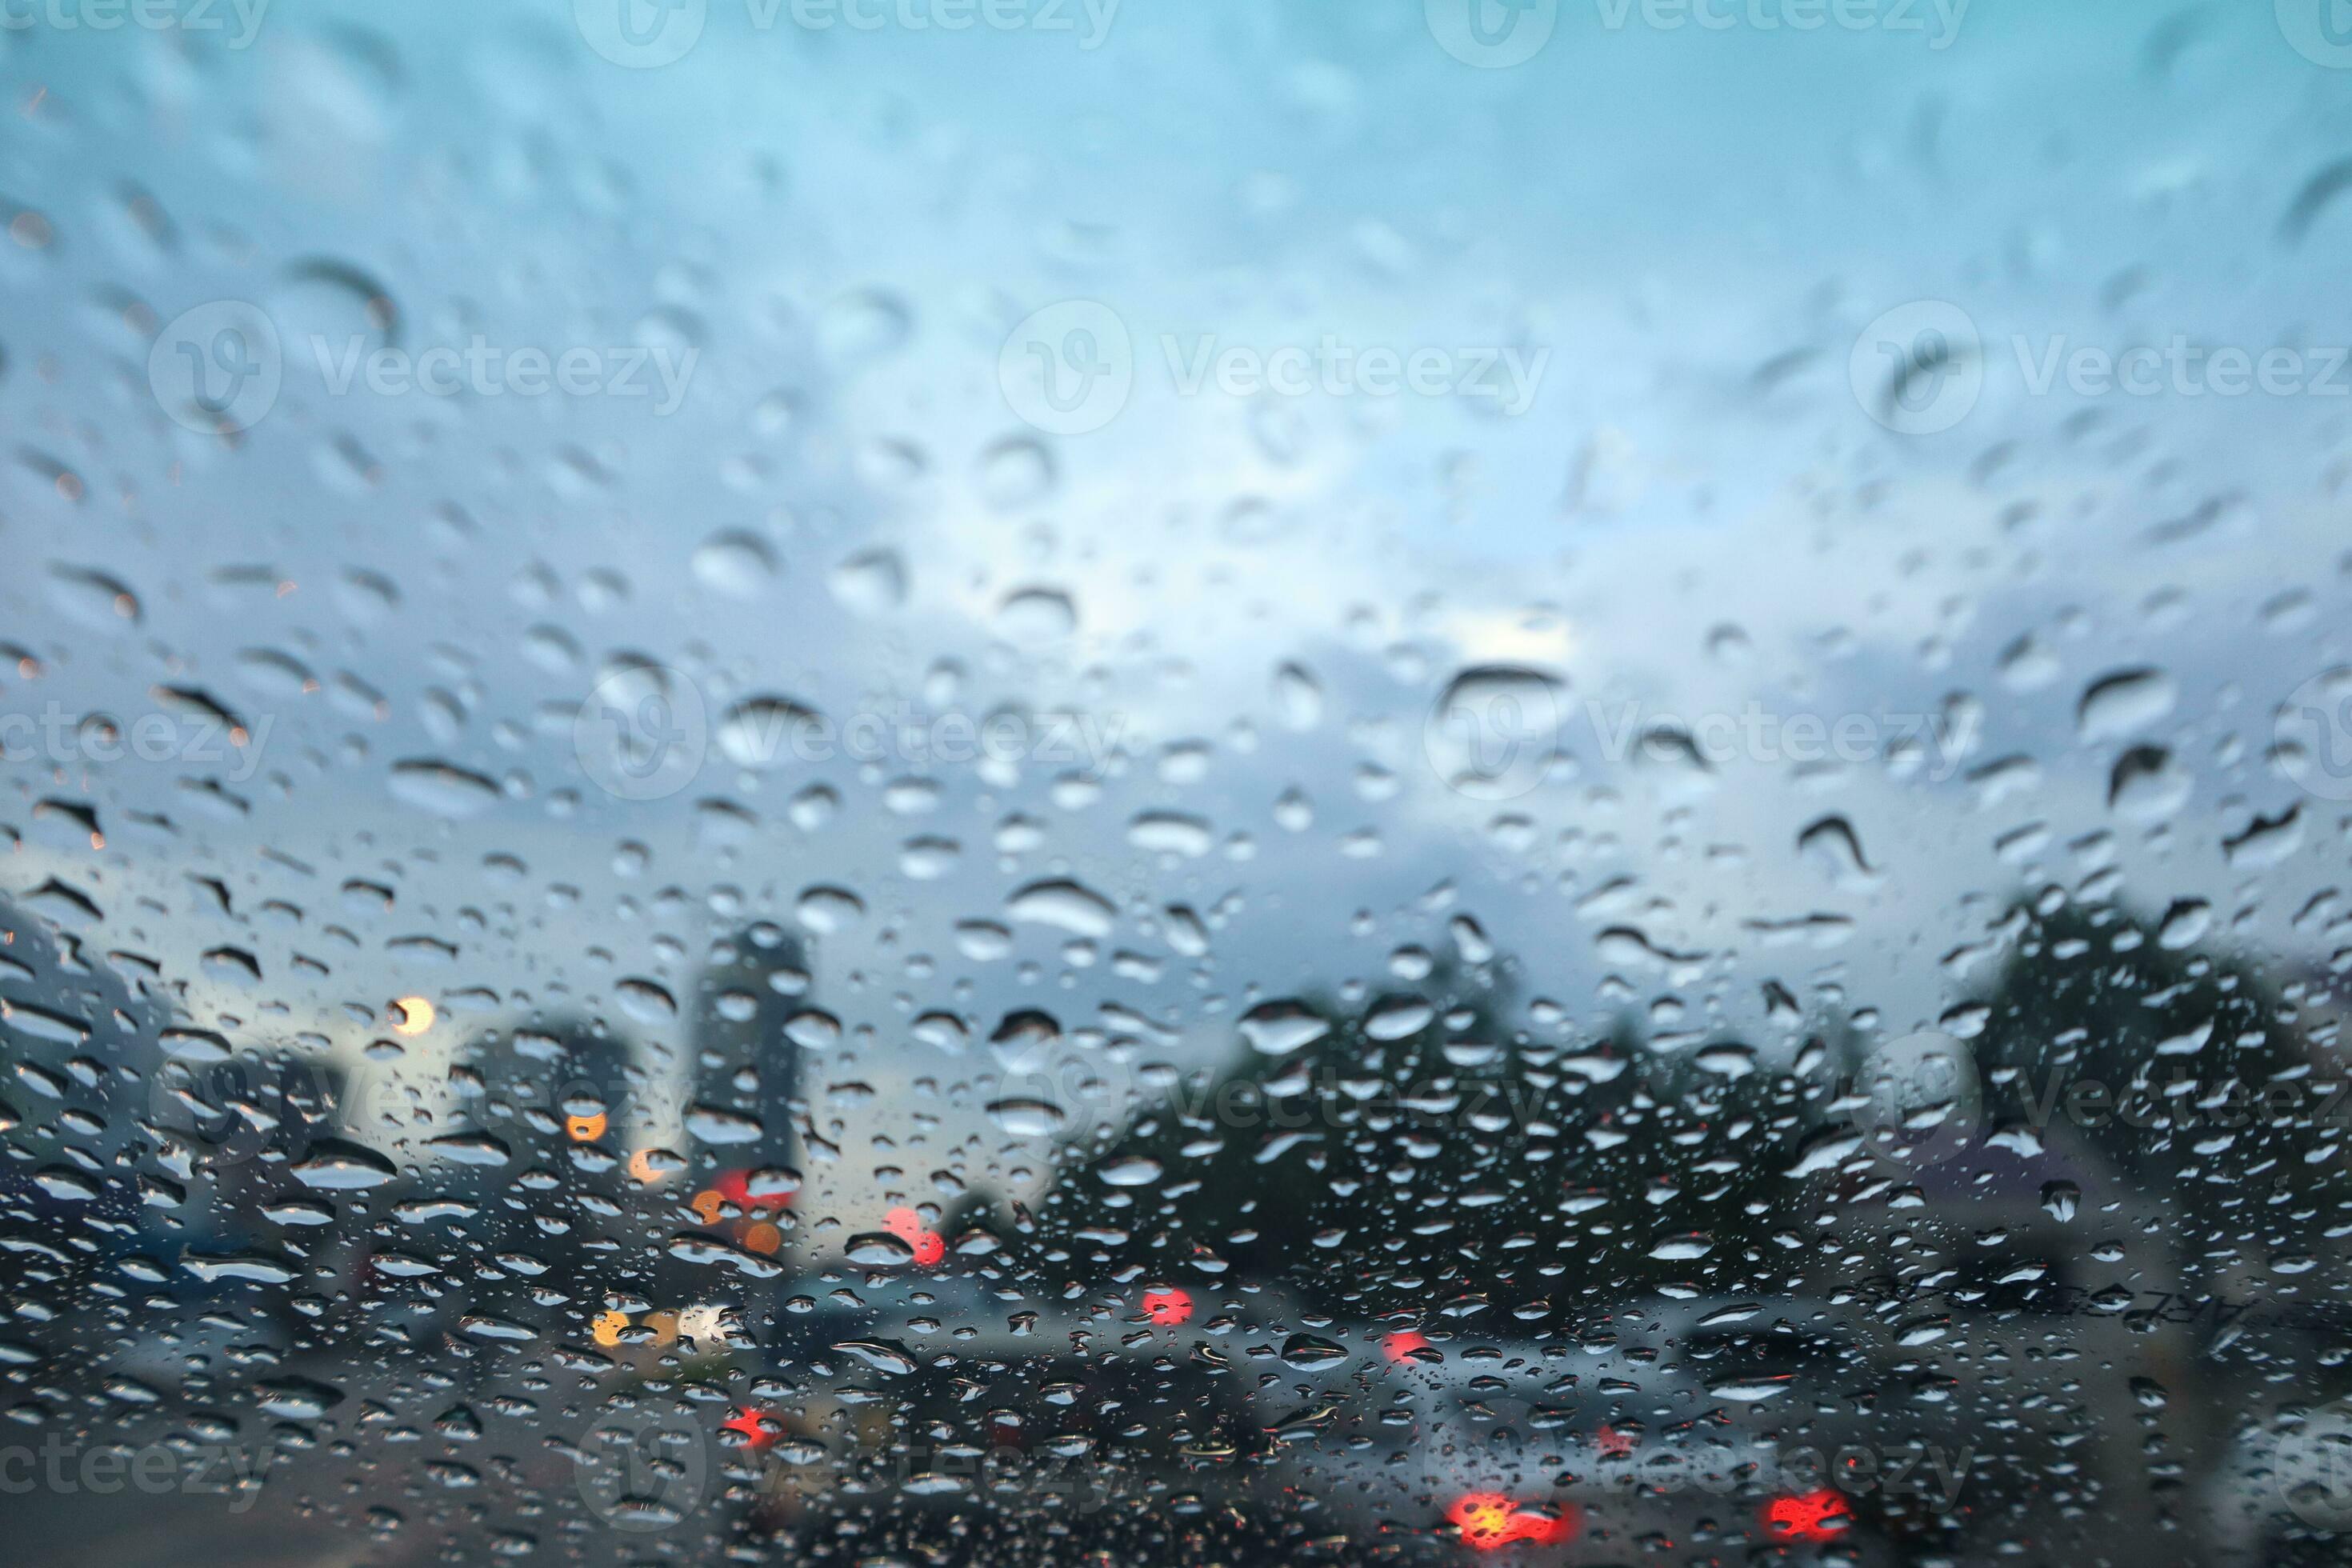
(1447, 1493), (1575, 1550)
(566, 1112), (607, 1142)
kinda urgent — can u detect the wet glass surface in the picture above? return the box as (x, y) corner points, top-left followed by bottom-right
(6, 1), (2352, 1562)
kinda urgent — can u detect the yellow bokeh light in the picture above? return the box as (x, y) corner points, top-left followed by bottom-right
(391, 996), (435, 1036)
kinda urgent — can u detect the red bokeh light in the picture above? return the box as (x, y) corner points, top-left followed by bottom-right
(1447, 1493), (1576, 1550)
(714, 1169), (793, 1211)
(722, 1406), (776, 1450)
(1382, 1330), (1431, 1363)
(1140, 1287), (1193, 1326)
(883, 1205), (946, 1267)
(1760, 1489), (1853, 1543)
